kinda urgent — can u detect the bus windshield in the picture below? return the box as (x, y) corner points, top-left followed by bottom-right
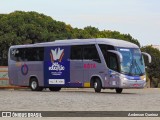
(116, 47), (145, 76)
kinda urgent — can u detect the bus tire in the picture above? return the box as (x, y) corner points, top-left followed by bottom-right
(94, 78), (102, 93)
(49, 87), (61, 92)
(116, 88), (123, 93)
(30, 78), (43, 91)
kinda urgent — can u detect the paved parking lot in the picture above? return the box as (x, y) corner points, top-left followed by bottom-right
(0, 88), (160, 119)
(0, 88), (160, 111)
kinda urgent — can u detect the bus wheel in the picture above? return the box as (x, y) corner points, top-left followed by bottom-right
(94, 78), (102, 93)
(116, 88), (123, 93)
(49, 87), (61, 92)
(30, 78), (43, 91)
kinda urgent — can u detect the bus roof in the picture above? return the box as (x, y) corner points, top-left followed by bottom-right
(10, 38), (139, 48)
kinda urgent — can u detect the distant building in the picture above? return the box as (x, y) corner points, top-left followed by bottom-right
(152, 45), (160, 51)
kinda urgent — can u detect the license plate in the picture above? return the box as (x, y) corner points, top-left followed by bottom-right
(133, 84), (140, 87)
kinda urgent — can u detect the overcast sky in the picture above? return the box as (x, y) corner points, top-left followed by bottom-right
(1, 0), (160, 46)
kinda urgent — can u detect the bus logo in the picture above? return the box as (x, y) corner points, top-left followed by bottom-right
(50, 48), (64, 63)
(49, 47), (65, 74)
(21, 64), (28, 75)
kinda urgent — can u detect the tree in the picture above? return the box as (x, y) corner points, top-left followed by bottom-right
(0, 11), (141, 65)
(141, 46), (160, 87)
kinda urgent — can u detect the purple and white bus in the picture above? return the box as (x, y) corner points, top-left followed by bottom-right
(8, 38), (151, 93)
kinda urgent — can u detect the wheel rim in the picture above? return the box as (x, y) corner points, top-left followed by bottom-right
(94, 82), (97, 89)
(31, 81), (37, 90)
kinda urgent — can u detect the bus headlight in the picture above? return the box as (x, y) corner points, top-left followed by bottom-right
(123, 77), (128, 81)
(140, 75), (146, 81)
(142, 77), (146, 81)
(120, 75), (128, 81)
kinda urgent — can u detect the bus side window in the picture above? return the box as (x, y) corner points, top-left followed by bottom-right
(37, 47), (44, 61)
(10, 48), (18, 61)
(99, 44), (115, 65)
(83, 45), (101, 63)
(17, 48), (26, 61)
(10, 47), (44, 62)
(25, 47), (44, 61)
(99, 44), (115, 56)
(25, 48), (34, 61)
(70, 45), (83, 60)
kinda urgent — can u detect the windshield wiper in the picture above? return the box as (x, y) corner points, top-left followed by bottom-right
(128, 59), (134, 76)
(129, 59), (143, 76)
(134, 59), (143, 76)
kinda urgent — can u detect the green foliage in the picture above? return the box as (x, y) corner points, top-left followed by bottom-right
(0, 11), (140, 65)
(151, 78), (160, 88)
(141, 46), (160, 87)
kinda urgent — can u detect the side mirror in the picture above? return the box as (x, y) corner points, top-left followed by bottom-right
(107, 50), (123, 63)
(141, 52), (152, 63)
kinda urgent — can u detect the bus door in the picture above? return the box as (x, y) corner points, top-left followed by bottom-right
(107, 52), (120, 87)
(70, 45), (83, 87)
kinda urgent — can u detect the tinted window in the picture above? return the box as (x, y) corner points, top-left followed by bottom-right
(99, 44), (115, 66)
(83, 45), (101, 62)
(70, 45), (101, 62)
(25, 48), (44, 61)
(10, 47), (44, 61)
(99, 44), (115, 56)
(107, 53), (119, 71)
(70, 45), (83, 60)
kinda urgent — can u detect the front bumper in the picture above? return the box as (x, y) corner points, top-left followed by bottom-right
(120, 79), (146, 88)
